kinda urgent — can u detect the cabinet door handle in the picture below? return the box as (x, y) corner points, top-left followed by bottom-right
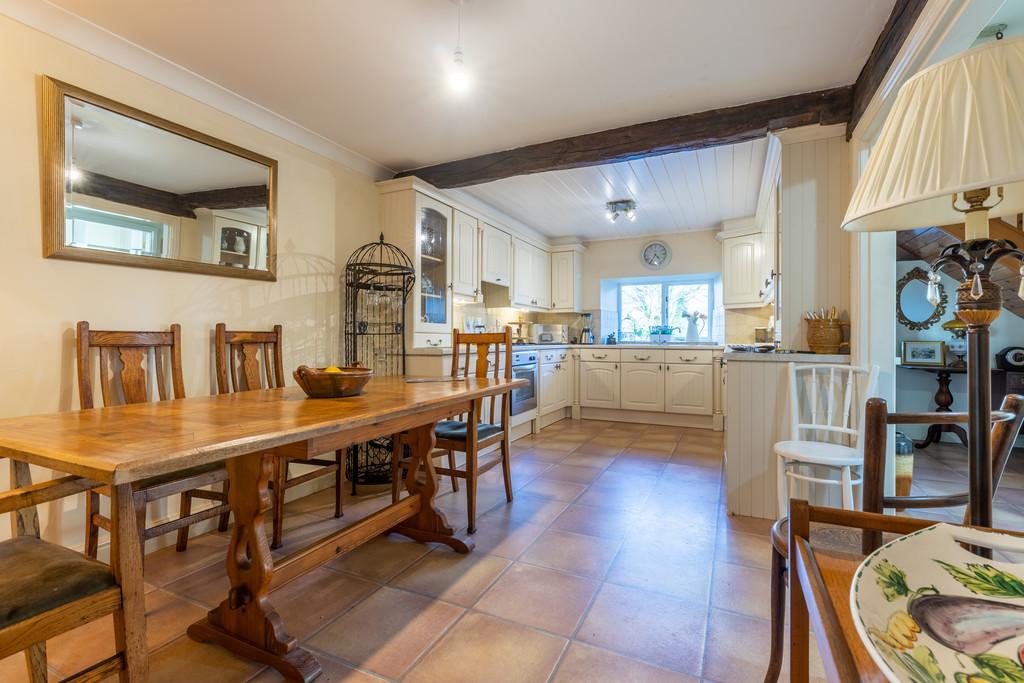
(658, 364), (663, 371)
(634, 355), (650, 361)
(427, 339), (442, 347)
(474, 288), (480, 295)
(680, 355), (698, 362)
(614, 364), (618, 370)
(593, 354), (607, 359)
(495, 277), (502, 282)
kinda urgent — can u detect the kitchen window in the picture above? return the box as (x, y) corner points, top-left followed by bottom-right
(617, 276), (714, 342)
(65, 205), (167, 257)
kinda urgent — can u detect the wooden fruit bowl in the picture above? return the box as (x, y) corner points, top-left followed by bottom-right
(293, 364), (373, 398)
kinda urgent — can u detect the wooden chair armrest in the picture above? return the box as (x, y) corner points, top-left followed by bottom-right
(886, 410), (1013, 425)
(0, 475), (102, 514)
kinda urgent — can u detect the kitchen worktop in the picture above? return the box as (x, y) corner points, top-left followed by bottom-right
(408, 342), (725, 356)
(723, 351), (850, 363)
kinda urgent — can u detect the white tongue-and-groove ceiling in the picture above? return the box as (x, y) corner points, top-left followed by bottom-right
(42, 0), (895, 239)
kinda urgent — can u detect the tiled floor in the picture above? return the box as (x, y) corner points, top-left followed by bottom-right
(5, 422), (1020, 682)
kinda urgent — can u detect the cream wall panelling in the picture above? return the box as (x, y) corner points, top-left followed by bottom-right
(777, 130), (851, 350)
(460, 138), (769, 240)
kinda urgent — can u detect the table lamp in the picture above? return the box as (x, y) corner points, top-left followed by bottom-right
(843, 35), (1024, 528)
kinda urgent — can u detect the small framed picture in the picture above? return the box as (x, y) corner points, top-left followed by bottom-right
(902, 340), (945, 366)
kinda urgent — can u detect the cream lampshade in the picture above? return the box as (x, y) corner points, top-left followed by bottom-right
(841, 34), (1024, 530)
(843, 34), (1024, 240)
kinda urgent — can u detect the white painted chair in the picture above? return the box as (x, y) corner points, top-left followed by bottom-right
(775, 362), (879, 517)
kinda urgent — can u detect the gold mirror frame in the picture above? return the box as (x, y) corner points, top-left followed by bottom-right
(41, 76), (278, 281)
(896, 266), (947, 331)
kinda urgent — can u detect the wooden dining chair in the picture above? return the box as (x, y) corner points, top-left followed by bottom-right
(763, 393), (1024, 683)
(1, 459), (147, 682)
(391, 327), (513, 533)
(214, 323), (344, 549)
(77, 321), (230, 559)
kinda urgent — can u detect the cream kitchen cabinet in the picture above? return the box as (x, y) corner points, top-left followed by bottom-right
(539, 358), (571, 416)
(481, 223), (511, 286)
(665, 363), (714, 415)
(412, 193), (453, 337)
(451, 210), (480, 298)
(512, 238), (551, 310)
(579, 360), (619, 409)
(718, 220), (764, 309)
(550, 247), (583, 312)
(620, 362), (665, 411)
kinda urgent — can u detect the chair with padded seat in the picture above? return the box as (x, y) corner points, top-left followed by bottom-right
(214, 323), (344, 549)
(391, 326), (513, 533)
(78, 321), (231, 559)
(775, 362), (880, 516)
(1, 459), (146, 682)
(762, 393), (1024, 683)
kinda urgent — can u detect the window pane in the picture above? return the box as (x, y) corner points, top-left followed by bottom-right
(619, 284), (662, 341)
(667, 284), (709, 339)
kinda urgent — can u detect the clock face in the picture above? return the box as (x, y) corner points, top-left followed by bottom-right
(642, 241), (670, 270)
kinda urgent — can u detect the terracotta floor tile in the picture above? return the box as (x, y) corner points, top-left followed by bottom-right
(47, 589), (207, 677)
(516, 447), (571, 463)
(307, 587), (462, 679)
(590, 470), (660, 492)
(148, 635), (263, 683)
(0, 653), (56, 683)
(475, 562), (599, 636)
(270, 567), (378, 639)
(552, 642), (699, 683)
(560, 453), (616, 469)
(520, 528), (621, 579)
(606, 457), (668, 477)
(718, 510), (776, 536)
(574, 483), (652, 512)
(669, 451), (725, 469)
(715, 529), (774, 570)
(532, 438), (581, 452)
(702, 608), (827, 683)
(551, 504), (638, 540)
(328, 534), (435, 582)
(606, 533), (715, 603)
(390, 548), (511, 606)
(626, 439), (676, 453)
(404, 612), (566, 683)
(577, 583), (707, 676)
(711, 561), (773, 620)
(164, 558), (230, 608)
(519, 477), (587, 502)
(480, 492), (570, 526)
(464, 517), (547, 559)
(543, 463), (604, 484)
(572, 442), (626, 457)
(143, 533), (227, 587)
(250, 651), (386, 682)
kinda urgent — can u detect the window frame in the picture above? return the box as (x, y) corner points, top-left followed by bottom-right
(616, 274), (716, 342)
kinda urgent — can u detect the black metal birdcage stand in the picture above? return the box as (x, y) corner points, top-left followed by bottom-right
(343, 233), (415, 491)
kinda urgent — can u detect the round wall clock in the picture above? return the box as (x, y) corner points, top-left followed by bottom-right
(641, 240), (671, 270)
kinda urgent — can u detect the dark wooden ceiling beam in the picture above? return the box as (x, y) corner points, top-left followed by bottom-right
(72, 172), (268, 218)
(847, 0), (929, 138)
(395, 86), (853, 188)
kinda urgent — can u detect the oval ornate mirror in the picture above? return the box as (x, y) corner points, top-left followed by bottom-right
(896, 266), (946, 330)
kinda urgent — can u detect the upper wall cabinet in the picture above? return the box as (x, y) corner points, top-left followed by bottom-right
(42, 77), (277, 281)
(718, 219), (764, 309)
(550, 247), (583, 312)
(481, 223), (511, 286)
(512, 238), (551, 309)
(452, 210), (480, 298)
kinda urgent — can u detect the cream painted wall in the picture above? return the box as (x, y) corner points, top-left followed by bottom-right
(0, 15), (380, 550)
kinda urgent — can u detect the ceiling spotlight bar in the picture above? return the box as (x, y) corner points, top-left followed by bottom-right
(605, 199), (637, 222)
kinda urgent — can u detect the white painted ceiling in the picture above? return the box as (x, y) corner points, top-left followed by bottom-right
(459, 138), (768, 239)
(48, 0), (895, 173)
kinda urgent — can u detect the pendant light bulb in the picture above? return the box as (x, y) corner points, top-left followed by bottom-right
(448, 1), (470, 93)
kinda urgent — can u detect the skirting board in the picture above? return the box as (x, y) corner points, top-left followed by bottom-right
(580, 407), (714, 430)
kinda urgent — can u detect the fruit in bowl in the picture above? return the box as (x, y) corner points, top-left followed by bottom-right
(293, 364), (373, 398)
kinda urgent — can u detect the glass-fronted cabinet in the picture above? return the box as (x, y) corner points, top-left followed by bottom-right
(415, 193), (452, 336)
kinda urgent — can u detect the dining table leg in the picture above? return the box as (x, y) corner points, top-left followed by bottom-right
(187, 451), (321, 682)
(391, 422), (475, 553)
(110, 483), (149, 682)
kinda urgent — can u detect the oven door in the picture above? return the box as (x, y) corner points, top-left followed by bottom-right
(510, 363), (537, 415)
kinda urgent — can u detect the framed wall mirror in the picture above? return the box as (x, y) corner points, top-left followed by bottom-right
(41, 76), (277, 281)
(896, 266), (947, 330)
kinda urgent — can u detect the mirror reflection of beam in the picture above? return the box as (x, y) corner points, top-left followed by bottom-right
(71, 170), (268, 219)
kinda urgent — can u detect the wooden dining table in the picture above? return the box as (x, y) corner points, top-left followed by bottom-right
(0, 375), (523, 682)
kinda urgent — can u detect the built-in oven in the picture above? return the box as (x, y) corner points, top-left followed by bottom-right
(510, 350), (537, 415)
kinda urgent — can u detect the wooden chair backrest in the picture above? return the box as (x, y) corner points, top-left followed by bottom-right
(787, 363), (880, 448)
(861, 393), (1024, 551)
(214, 323), (285, 393)
(76, 321), (185, 409)
(450, 327), (513, 425)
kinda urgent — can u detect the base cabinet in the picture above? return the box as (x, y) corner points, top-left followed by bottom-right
(665, 363), (713, 415)
(579, 361), (619, 409)
(620, 362), (665, 411)
(539, 360), (571, 415)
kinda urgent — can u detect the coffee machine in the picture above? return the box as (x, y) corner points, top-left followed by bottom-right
(578, 312), (595, 345)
